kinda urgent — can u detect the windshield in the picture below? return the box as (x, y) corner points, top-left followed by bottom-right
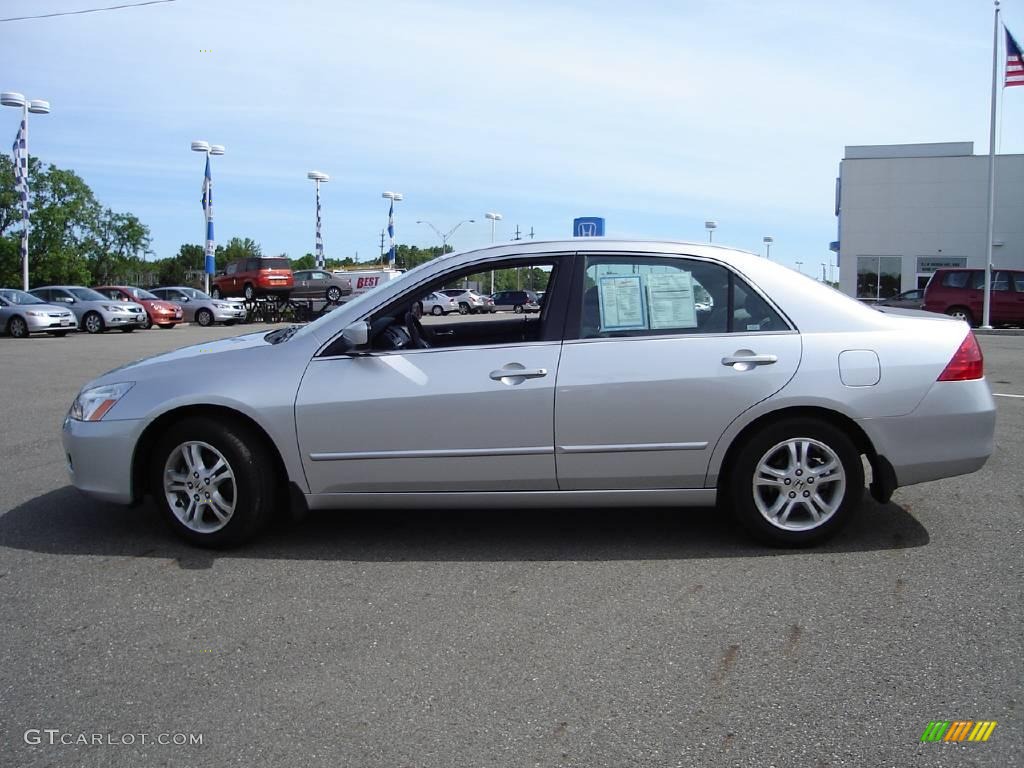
(69, 287), (108, 302)
(181, 288), (211, 300)
(130, 287), (158, 300)
(0, 289), (46, 305)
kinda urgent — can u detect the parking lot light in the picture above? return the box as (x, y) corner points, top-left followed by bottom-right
(705, 220), (717, 243)
(763, 235), (773, 259)
(192, 140), (226, 294)
(308, 171), (330, 269)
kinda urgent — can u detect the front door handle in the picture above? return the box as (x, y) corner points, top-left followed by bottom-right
(721, 352), (778, 370)
(489, 365), (548, 384)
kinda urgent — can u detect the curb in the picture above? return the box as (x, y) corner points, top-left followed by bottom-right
(974, 328), (1024, 337)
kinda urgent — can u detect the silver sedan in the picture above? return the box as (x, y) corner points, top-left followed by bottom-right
(31, 285), (145, 333)
(149, 287), (247, 326)
(0, 288), (78, 337)
(62, 240), (995, 548)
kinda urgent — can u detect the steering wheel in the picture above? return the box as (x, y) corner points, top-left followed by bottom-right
(404, 310), (431, 349)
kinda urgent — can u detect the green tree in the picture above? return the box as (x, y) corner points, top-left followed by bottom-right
(215, 236), (262, 271)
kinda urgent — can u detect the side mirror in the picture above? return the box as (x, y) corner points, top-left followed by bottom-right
(342, 321), (369, 349)
(179, 296), (190, 302)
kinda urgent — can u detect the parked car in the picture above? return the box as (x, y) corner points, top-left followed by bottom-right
(31, 286), (145, 334)
(291, 270), (353, 303)
(877, 289), (924, 310)
(0, 288), (77, 337)
(923, 267), (1024, 327)
(62, 240), (995, 548)
(149, 287), (247, 326)
(211, 256), (293, 301)
(490, 289), (541, 313)
(94, 285), (183, 329)
(421, 291), (459, 316)
(438, 288), (496, 314)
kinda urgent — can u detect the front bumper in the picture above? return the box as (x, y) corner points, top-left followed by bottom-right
(103, 312), (143, 326)
(25, 313), (77, 331)
(858, 378), (996, 488)
(212, 306), (247, 322)
(62, 416), (143, 504)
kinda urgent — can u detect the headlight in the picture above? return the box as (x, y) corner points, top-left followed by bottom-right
(69, 382), (134, 422)
(103, 304), (125, 312)
(25, 310), (46, 317)
(215, 302), (232, 309)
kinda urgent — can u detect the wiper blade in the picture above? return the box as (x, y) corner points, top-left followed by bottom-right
(264, 325), (300, 344)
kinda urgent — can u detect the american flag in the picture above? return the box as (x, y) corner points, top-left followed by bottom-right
(200, 155), (215, 274)
(11, 119), (28, 268)
(315, 182), (324, 268)
(386, 198), (396, 264)
(1007, 27), (1024, 88)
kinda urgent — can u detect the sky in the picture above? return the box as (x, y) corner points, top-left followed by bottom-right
(2, 0), (1023, 274)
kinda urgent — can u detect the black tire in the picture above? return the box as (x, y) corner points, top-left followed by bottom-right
(326, 286), (342, 303)
(48, 330), (69, 337)
(513, 304), (524, 314)
(243, 283), (256, 301)
(7, 315), (29, 338)
(224, 320), (236, 326)
(150, 417), (277, 548)
(157, 323), (176, 330)
(458, 302), (470, 315)
(726, 417), (864, 547)
(140, 314), (153, 330)
(211, 286), (223, 299)
(195, 308), (214, 327)
(945, 306), (975, 326)
(431, 305), (444, 316)
(119, 326), (135, 333)
(83, 311), (105, 334)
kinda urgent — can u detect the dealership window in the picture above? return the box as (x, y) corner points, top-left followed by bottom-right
(856, 256), (902, 301)
(916, 256), (967, 290)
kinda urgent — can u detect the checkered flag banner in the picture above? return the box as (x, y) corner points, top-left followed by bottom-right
(315, 182), (324, 268)
(11, 118), (28, 257)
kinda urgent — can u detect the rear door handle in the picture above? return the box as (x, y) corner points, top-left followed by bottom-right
(721, 353), (778, 368)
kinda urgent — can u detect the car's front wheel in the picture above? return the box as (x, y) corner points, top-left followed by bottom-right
(728, 418), (863, 546)
(195, 308), (214, 327)
(151, 418), (276, 547)
(7, 316), (28, 338)
(140, 314), (153, 330)
(83, 311), (105, 334)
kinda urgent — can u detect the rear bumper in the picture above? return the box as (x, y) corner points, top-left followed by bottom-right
(858, 378), (996, 488)
(62, 416), (143, 504)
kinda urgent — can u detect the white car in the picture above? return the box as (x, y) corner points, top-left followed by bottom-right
(420, 291), (459, 316)
(438, 289), (496, 314)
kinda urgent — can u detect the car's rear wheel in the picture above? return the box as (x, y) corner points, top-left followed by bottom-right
(459, 302), (470, 315)
(7, 316), (28, 338)
(431, 305), (444, 316)
(83, 311), (105, 334)
(211, 287), (223, 299)
(244, 283), (256, 301)
(946, 306), (975, 326)
(513, 304), (524, 314)
(151, 418), (276, 547)
(195, 308), (214, 327)
(727, 418), (863, 546)
(326, 286), (342, 303)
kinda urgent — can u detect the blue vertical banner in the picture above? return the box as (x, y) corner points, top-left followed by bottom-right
(201, 156), (215, 274)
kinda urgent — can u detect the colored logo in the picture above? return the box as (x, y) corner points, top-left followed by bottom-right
(920, 721), (997, 742)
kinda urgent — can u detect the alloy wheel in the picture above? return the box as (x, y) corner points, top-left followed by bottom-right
(752, 437), (846, 531)
(163, 441), (236, 534)
(9, 317), (28, 338)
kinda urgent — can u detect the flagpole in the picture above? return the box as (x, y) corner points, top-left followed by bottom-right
(20, 101), (29, 291)
(982, 0), (1001, 329)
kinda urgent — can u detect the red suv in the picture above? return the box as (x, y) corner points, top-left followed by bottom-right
(923, 268), (1024, 327)
(211, 257), (293, 301)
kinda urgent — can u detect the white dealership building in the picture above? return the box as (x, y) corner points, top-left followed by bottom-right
(835, 142), (1024, 300)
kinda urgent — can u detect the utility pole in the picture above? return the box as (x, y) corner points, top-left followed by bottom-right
(512, 225), (522, 241)
(528, 227), (535, 239)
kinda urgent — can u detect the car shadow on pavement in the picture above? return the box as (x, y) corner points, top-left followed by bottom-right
(0, 486), (929, 569)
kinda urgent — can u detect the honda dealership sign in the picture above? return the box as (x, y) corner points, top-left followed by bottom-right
(573, 217), (605, 237)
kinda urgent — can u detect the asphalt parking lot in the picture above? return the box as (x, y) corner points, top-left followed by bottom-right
(0, 326), (1021, 768)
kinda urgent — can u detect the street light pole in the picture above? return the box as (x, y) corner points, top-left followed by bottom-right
(307, 171), (329, 268)
(382, 191), (403, 267)
(2, 91), (50, 290)
(763, 235), (773, 259)
(191, 140), (225, 294)
(485, 212), (503, 294)
(795, 260), (804, 274)
(704, 220), (717, 243)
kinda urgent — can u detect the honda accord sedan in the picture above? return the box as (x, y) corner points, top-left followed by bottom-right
(62, 240), (996, 548)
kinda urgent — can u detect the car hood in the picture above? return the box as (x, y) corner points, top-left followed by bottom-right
(90, 331), (273, 384)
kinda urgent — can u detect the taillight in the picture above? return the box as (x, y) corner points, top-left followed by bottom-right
(937, 332), (984, 381)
